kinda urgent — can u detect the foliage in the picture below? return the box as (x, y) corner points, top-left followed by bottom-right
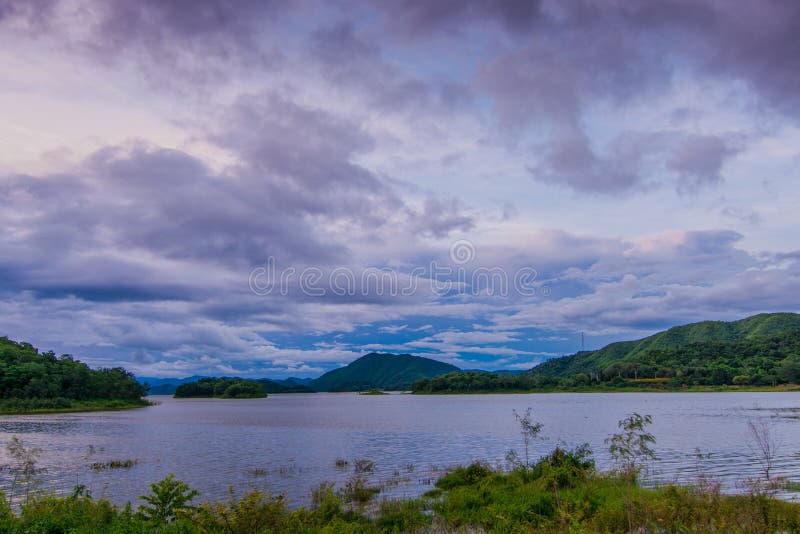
(310, 352), (459, 392)
(174, 378), (266, 399)
(0, 425), (799, 533)
(506, 407), (543, 468)
(605, 413), (657, 481)
(535, 312), (800, 378)
(138, 474), (199, 524)
(413, 326), (800, 393)
(430, 463), (800, 533)
(0, 337), (147, 412)
(339, 475), (381, 505)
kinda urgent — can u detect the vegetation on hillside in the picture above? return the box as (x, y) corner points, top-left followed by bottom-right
(174, 378), (267, 399)
(0, 337), (147, 413)
(535, 312), (800, 378)
(310, 353), (458, 392)
(414, 324), (800, 393)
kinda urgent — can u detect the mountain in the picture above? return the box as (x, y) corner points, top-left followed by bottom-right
(413, 320), (800, 393)
(532, 312), (800, 378)
(281, 377), (315, 386)
(310, 353), (459, 392)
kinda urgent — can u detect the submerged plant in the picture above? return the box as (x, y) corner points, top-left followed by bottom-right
(747, 416), (779, 482)
(6, 436), (43, 506)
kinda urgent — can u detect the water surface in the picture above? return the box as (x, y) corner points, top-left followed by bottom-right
(0, 392), (798, 506)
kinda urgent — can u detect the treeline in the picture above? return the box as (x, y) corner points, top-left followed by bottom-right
(413, 329), (800, 393)
(174, 378), (266, 399)
(0, 337), (147, 407)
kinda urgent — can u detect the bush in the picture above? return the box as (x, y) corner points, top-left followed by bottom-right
(138, 474), (199, 524)
(435, 462), (493, 490)
(527, 444), (595, 489)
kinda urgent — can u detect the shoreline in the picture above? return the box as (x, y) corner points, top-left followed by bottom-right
(0, 398), (152, 416)
(412, 384), (800, 395)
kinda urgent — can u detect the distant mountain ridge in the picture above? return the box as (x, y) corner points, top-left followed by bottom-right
(310, 352), (459, 392)
(141, 352), (460, 394)
(532, 312), (800, 378)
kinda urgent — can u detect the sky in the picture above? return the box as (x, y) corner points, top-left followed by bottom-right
(1, 0), (799, 378)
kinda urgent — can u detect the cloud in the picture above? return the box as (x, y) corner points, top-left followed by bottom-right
(1, 0), (799, 376)
(667, 134), (741, 192)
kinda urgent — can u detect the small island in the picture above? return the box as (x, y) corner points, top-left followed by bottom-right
(358, 388), (387, 395)
(0, 337), (148, 414)
(174, 377), (267, 399)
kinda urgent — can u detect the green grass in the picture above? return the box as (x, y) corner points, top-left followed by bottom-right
(1, 468), (797, 533)
(0, 398), (150, 415)
(2, 450), (799, 532)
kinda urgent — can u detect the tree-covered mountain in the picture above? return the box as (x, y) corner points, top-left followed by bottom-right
(310, 353), (459, 392)
(533, 312), (800, 378)
(412, 313), (800, 393)
(0, 336), (147, 411)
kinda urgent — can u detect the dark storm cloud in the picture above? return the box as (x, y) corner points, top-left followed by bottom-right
(0, 89), (475, 306)
(209, 92), (406, 228)
(0, 143), (350, 302)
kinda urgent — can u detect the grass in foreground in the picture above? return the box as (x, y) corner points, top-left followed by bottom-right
(2, 450), (799, 533)
(3, 410), (798, 532)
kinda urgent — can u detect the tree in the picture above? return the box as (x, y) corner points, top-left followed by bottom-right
(778, 355), (800, 384)
(506, 408), (543, 468)
(605, 413), (657, 481)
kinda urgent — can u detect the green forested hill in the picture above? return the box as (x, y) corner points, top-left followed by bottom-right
(310, 353), (459, 392)
(0, 336), (147, 412)
(533, 313), (800, 378)
(413, 314), (800, 393)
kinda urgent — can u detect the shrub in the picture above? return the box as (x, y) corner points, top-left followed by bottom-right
(435, 462), (493, 490)
(138, 474), (199, 524)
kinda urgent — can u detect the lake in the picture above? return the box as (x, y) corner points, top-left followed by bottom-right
(1, 392), (799, 506)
